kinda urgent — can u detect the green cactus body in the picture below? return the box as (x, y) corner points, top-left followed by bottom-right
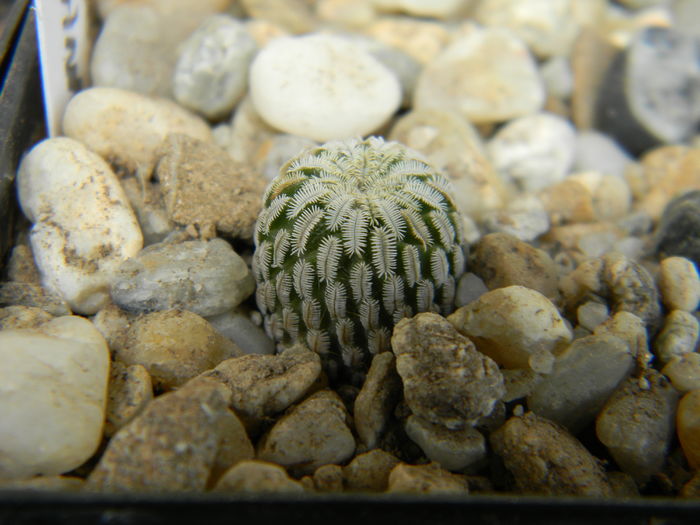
(253, 137), (466, 378)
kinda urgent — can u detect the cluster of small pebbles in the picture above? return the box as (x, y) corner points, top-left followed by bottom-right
(2, 0), (700, 501)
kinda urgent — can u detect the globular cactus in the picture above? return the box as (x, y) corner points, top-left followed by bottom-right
(252, 137), (466, 379)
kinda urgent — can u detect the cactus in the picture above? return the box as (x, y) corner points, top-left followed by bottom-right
(252, 137), (466, 379)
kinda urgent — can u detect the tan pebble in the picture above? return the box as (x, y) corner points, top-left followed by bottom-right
(539, 178), (596, 225)
(490, 412), (612, 496)
(448, 286), (571, 370)
(0, 306), (54, 331)
(0, 476), (84, 491)
(568, 171), (631, 222)
(215, 460), (305, 493)
(240, 0), (316, 34)
(91, 303), (132, 353)
(469, 233), (559, 301)
(593, 311), (650, 364)
(638, 148), (700, 220)
(104, 361), (153, 437)
(342, 449), (400, 492)
(658, 256), (700, 312)
(6, 244), (40, 284)
(316, 0), (377, 30)
(365, 17), (451, 64)
(353, 352), (402, 449)
(209, 409), (255, 487)
(225, 95), (278, 171)
(654, 310), (699, 365)
(677, 390), (700, 469)
(662, 353), (700, 393)
(313, 464), (344, 492)
(117, 309), (242, 390)
(387, 462), (469, 494)
(0, 282), (71, 317)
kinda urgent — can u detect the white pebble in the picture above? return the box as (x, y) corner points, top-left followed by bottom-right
(17, 138), (143, 314)
(0, 316), (110, 480)
(249, 34), (401, 141)
(487, 112), (576, 192)
(62, 87), (213, 177)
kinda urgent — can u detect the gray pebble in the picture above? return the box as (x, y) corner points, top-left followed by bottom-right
(111, 238), (255, 317)
(653, 309), (699, 365)
(528, 334), (634, 434)
(174, 15), (257, 120)
(455, 273), (489, 307)
(206, 309), (275, 355)
(573, 130), (633, 178)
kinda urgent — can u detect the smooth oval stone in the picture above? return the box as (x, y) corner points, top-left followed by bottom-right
(249, 33), (401, 141)
(173, 15), (257, 120)
(111, 238), (255, 317)
(0, 316), (110, 480)
(62, 87), (213, 177)
(16, 138), (143, 314)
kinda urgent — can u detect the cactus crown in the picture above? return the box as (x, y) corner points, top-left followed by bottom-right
(253, 136), (466, 378)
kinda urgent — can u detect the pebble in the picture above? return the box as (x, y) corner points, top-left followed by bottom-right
(312, 464), (344, 492)
(540, 56), (573, 100)
(6, 244), (40, 283)
(104, 361), (153, 437)
(111, 238), (255, 317)
(116, 309), (242, 390)
(502, 369), (543, 403)
(249, 33), (401, 141)
(16, 137), (143, 314)
(0, 282), (71, 317)
(0, 476), (84, 492)
(527, 334), (634, 433)
(119, 177), (173, 246)
(596, 370), (679, 483)
(225, 95), (278, 169)
(414, 26), (544, 124)
(538, 178), (598, 225)
(387, 462), (469, 494)
(366, 17), (451, 65)
(658, 256), (700, 312)
(62, 87), (213, 178)
(392, 313), (505, 430)
(448, 286), (572, 370)
(474, 0), (604, 59)
(662, 353), (700, 393)
(653, 310), (699, 365)
(595, 27), (700, 154)
(576, 301), (609, 331)
(677, 389), (700, 470)
(480, 195), (550, 243)
(87, 376), (233, 492)
(491, 412), (612, 496)
(571, 171), (632, 222)
(0, 316), (110, 480)
(0, 306), (53, 331)
(593, 311), (650, 365)
(639, 149), (700, 221)
(316, 0), (377, 31)
(240, 0), (316, 34)
(91, 303), (131, 353)
(673, 0), (700, 38)
(206, 309), (275, 356)
(204, 345), (321, 425)
(388, 108), (507, 219)
(260, 134), (318, 181)
(469, 233), (559, 301)
(209, 409), (256, 485)
(487, 112), (576, 193)
(95, 0), (230, 23)
(651, 190), (700, 265)
(372, 0), (470, 19)
(405, 415), (486, 471)
(214, 460), (305, 493)
(353, 352), (402, 449)
(257, 390), (355, 476)
(155, 134), (266, 239)
(173, 15), (257, 120)
(455, 272), (489, 308)
(560, 253), (662, 332)
(342, 449), (400, 492)
(574, 131), (633, 178)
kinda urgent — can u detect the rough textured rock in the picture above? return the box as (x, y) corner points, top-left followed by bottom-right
(214, 460), (304, 493)
(0, 316), (110, 480)
(448, 286), (572, 370)
(155, 134), (266, 239)
(387, 462), (469, 494)
(116, 309), (242, 390)
(596, 370), (678, 483)
(527, 334), (635, 433)
(0, 282), (71, 317)
(353, 352), (402, 449)
(0, 306), (54, 331)
(491, 412), (613, 496)
(112, 238), (255, 316)
(392, 313), (505, 430)
(256, 390), (356, 475)
(104, 361), (153, 437)
(469, 233), (559, 301)
(405, 415), (486, 471)
(204, 345), (321, 424)
(414, 26), (544, 124)
(87, 376), (233, 492)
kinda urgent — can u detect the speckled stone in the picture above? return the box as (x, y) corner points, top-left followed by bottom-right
(387, 462), (469, 494)
(653, 310), (699, 365)
(214, 460), (304, 493)
(104, 361), (153, 437)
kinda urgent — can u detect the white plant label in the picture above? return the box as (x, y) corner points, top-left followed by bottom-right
(33, 0), (90, 137)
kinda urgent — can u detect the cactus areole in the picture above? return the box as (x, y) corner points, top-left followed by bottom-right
(253, 137), (466, 380)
